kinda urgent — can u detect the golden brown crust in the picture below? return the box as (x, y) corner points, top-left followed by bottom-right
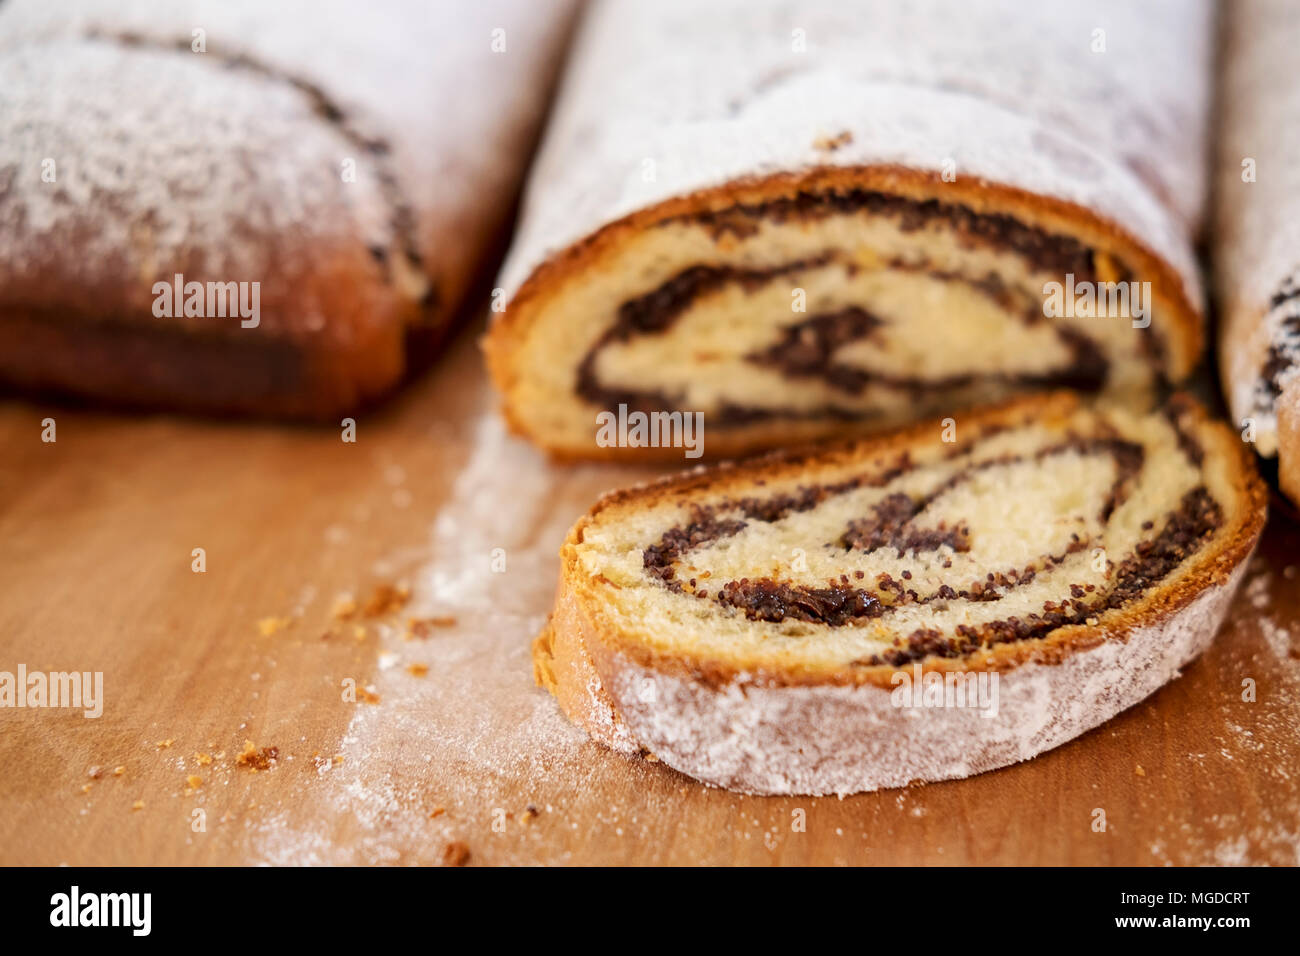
(1279, 379), (1300, 505)
(487, 164), (1205, 460)
(0, 313), (407, 421)
(533, 584), (640, 754)
(0, 253), (413, 421)
(538, 392), (1267, 693)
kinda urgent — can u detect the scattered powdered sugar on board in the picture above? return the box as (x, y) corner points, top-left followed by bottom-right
(1242, 556), (1298, 665)
(1141, 553), (1300, 866)
(1241, 556), (1299, 668)
(248, 415), (669, 865)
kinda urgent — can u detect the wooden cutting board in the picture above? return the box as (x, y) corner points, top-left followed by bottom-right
(2, 314), (1298, 866)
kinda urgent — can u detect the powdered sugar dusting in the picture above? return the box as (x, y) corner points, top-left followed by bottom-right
(1137, 552), (1300, 866)
(605, 567), (1246, 796)
(0, 41), (390, 307)
(0, 0), (576, 305)
(500, 0), (1208, 305)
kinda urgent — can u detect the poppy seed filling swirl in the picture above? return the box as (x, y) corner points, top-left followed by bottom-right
(575, 188), (1165, 426)
(637, 414), (1220, 667)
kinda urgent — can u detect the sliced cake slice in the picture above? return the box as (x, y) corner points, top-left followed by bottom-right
(533, 393), (1266, 795)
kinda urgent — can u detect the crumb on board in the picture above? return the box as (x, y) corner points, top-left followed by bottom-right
(406, 616), (458, 639)
(186, 775), (203, 789)
(131, 800), (144, 811)
(442, 841), (471, 866)
(80, 784), (92, 795)
(357, 686), (381, 705)
(258, 616), (291, 637)
(1136, 765), (1146, 777)
(194, 753), (212, 766)
(235, 740), (279, 772)
(155, 739), (174, 750)
(406, 663), (429, 678)
(521, 804), (540, 823)
(429, 806), (446, 819)
(361, 582), (409, 618)
(86, 765), (102, 780)
(113, 766), (126, 776)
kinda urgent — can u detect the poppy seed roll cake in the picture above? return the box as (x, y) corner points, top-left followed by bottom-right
(533, 393), (1266, 794)
(488, 0), (1212, 459)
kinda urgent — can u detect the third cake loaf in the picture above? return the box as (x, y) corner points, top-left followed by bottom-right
(1214, 0), (1300, 505)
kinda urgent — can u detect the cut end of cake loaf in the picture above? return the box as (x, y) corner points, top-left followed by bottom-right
(534, 392), (1265, 794)
(489, 166), (1203, 460)
(1216, 270), (1300, 463)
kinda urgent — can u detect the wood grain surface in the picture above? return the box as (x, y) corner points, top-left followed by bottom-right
(1, 315), (1298, 866)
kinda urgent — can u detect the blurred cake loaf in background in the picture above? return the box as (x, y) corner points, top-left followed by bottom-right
(487, 0), (1213, 460)
(1214, 0), (1300, 505)
(0, 0), (576, 418)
